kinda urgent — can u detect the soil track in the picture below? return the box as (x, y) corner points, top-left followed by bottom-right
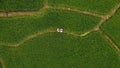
(0, 2), (120, 68)
(0, 2), (120, 52)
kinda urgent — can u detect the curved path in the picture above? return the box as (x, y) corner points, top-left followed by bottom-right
(0, 27), (97, 47)
(0, 2), (120, 68)
(0, 2), (120, 52)
(0, 3), (104, 47)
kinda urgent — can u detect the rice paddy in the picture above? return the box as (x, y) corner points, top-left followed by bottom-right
(0, 0), (120, 68)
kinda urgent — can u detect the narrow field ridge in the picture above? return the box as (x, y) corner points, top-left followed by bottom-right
(0, 1), (120, 68)
(0, 28), (96, 47)
(95, 3), (120, 29)
(0, 58), (5, 68)
(93, 3), (120, 54)
(0, 2), (120, 50)
(99, 29), (120, 55)
(0, 5), (104, 18)
(47, 6), (104, 18)
(0, 12), (7, 17)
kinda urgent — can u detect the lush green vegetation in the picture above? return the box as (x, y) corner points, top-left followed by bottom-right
(0, 9), (100, 44)
(0, 0), (119, 14)
(0, 0), (44, 11)
(48, 0), (120, 14)
(101, 9), (120, 47)
(0, 32), (120, 68)
(0, 0), (120, 68)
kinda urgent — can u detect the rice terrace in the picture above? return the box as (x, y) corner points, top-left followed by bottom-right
(0, 0), (120, 68)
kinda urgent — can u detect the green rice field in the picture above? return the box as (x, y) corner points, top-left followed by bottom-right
(101, 9), (120, 48)
(48, 0), (120, 14)
(0, 0), (120, 68)
(0, 32), (120, 68)
(0, 9), (100, 44)
(0, 0), (44, 12)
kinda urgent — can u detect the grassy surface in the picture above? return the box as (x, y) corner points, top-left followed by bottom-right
(0, 32), (120, 68)
(0, 0), (119, 14)
(101, 9), (120, 48)
(0, 64), (2, 68)
(0, 0), (44, 12)
(0, 1), (120, 68)
(0, 9), (100, 44)
(48, 0), (120, 14)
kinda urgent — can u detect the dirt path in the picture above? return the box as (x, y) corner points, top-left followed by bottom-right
(0, 29), (55, 47)
(0, 2), (120, 68)
(95, 3), (120, 29)
(0, 12), (7, 17)
(0, 1), (120, 53)
(0, 28), (97, 47)
(99, 29), (120, 55)
(0, 58), (5, 68)
(47, 6), (104, 18)
(96, 3), (120, 54)
(0, 5), (104, 18)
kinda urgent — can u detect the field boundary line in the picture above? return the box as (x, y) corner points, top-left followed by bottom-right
(95, 3), (120, 30)
(0, 12), (7, 17)
(99, 29), (120, 54)
(0, 2), (120, 48)
(64, 28), (97, 37)
(96, 3), (120, 54)
(1, 29), (56, 47)
(0, 28), (97, 47)
(0, 58), (5, 68)
(0, 5), (104, 18)
(47, 6), (104, 18)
